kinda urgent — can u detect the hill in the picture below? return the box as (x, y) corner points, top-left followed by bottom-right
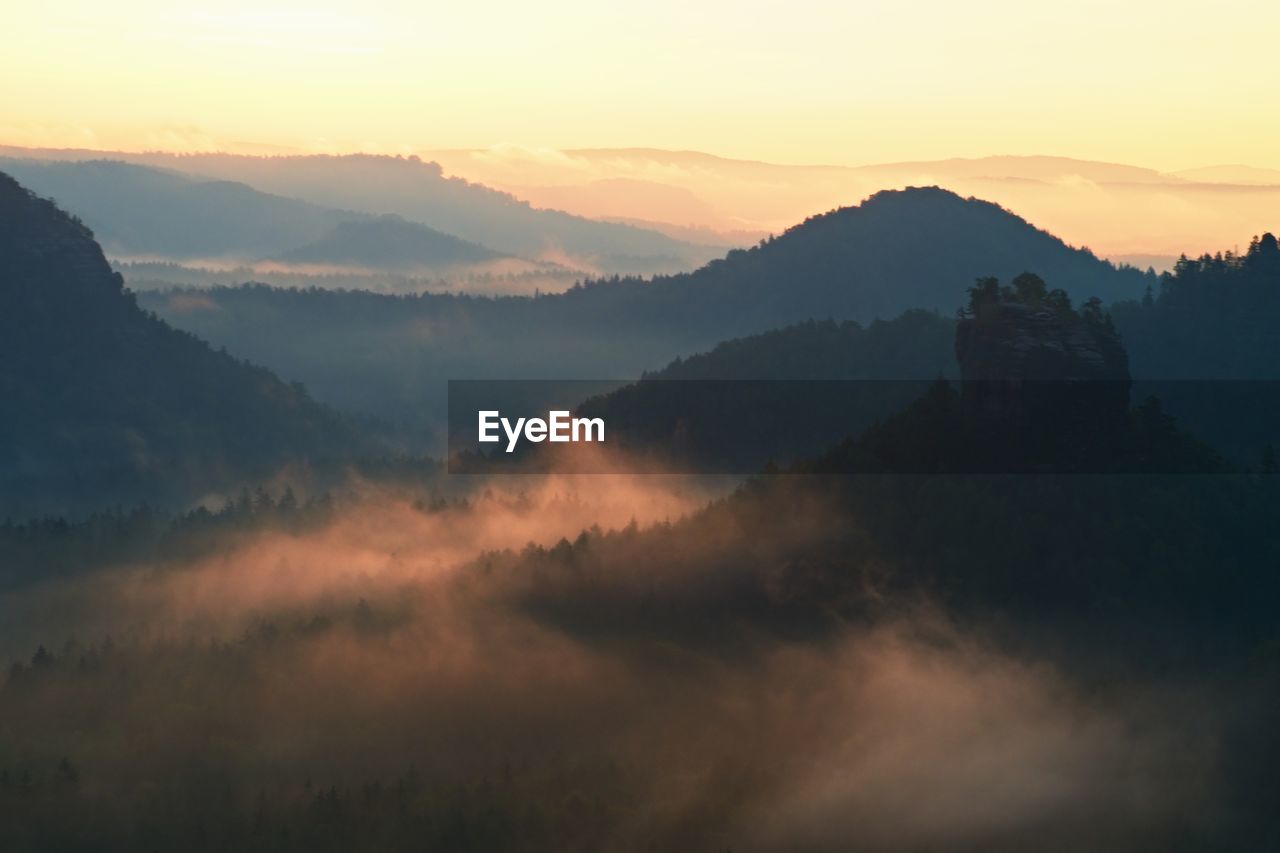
(430, 147), (1280, 263)
(535, 278), (1243, 474)
(1173, 164), (1280, 186)
(637, 311), (956, 380)
(0, 158), (361, 260)
(275, 215), (500, 271)
(577, 186), (1151, 329)
(1109, 234), (1280, 464)
(0, 148), (719, 276)
(0, 171), (367, 515)
(544, 312), (958, 471)
(139, 188), (1151, 430)
(1112, 234), (1280, 378)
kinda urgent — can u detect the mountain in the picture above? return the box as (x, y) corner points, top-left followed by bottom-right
(0, 155), (582, 292)
(275, 215), (500, 271)
(640, 311), (957, 380)
(503, 177), (724, 228)
(0, 157), (360, 260)
(852, 154), (1178, 185)
(0, 148), (720, 276)
(1173, 165), (1280, 186)
(602, 217), (765, 248)
(428, 147), (1280, 262)
(814, 281), (1227, 476)
(560, 186), (1153, 332)
(141, 188), (1149, 433)
(531, 265), (1279, 474)
(0, 171), (366, 515)
(552, 312), (957, 471)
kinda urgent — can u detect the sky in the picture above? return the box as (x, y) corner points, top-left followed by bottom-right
(4, 0), (1279, 170)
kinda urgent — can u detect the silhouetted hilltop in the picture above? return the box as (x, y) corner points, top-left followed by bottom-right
(276, 215), (500, 270)
(559, 187), (1153, 338)
(0, 172), (366, 515)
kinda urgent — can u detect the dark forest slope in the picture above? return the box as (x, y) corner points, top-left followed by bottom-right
(0, 172), (365, 514)
(0, 158), (361, 260)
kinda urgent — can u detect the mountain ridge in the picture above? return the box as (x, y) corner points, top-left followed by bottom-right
(139, 187), (1153, 432)
(0, 170), (368, 515)
(0, 147), (718, 275)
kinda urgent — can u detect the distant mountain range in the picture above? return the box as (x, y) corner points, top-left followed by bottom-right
(0, 157), (357, 260)
(427, 147), (1280, 260)
(0, 146), (720, 276)
(0, 155), (585, 289)
(12, 143), (1279, 283)
(0, 170), (368, 515)
(1172, 164), (1280, 185)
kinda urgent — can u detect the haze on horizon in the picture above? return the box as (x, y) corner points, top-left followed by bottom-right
(6, 0), (1280, 172)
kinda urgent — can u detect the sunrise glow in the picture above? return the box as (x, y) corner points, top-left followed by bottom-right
(5, 0), (1279, 169)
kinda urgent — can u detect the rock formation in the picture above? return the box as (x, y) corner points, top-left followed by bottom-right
(955, 273), (1131, 468)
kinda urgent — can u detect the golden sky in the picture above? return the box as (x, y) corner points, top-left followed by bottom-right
(5, 0), (1279, 169)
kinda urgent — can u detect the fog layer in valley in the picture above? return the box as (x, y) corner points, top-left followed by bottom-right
(0, 473), (1230, 852)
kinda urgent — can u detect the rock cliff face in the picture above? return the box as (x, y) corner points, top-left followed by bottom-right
(956, 299), (1129, 383)
(954, 277), (1131, 467)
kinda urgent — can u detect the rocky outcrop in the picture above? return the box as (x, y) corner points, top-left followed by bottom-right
(955, 277), (1131, 467)
(956, 299), (1129, 382)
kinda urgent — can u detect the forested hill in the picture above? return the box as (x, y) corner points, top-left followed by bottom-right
(640, 311), (957, 380)
(558, 312), (958, 471)
(557, 186), (1154, 334)
(0, 157), (358, 260)
(0, 172), (367, 516)
(9, 150), (717, 276)
(140, 188), (1151, 432)
(1111, 233), (1280, 378)
(275, 215), (499, 270)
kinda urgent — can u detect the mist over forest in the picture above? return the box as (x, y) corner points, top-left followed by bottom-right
(3, 119), (1280, 853)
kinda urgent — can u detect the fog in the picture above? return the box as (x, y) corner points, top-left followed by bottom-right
(116, 257), (584, 297)
(0, 473), (1226, 851)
